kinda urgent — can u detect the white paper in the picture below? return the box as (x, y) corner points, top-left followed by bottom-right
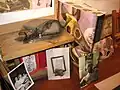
(22, 55), (37, 73)
(46, 47), (70, 80)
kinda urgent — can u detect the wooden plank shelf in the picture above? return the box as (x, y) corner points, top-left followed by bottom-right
(0, 30), (74, 61)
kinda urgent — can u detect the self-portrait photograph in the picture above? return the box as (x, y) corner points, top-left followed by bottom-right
(8, 62), (34, 90)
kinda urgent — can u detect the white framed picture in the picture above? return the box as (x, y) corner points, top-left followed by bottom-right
(7, 62), (34, 90)
(0, 0), (54, 25)
(46, 47), (70, 80)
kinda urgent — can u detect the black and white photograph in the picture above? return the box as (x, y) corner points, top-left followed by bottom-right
(46, 47), (70, 80)
(8, 62), (34, 90)
(51, 56), (66, 76)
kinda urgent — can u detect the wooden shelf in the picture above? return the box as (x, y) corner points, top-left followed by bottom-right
(0, 30), (74, 61)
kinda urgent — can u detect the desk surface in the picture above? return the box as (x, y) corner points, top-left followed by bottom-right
(0, 30), (74, 61)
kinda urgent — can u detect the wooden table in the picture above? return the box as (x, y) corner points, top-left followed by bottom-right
(0, 30), (74, 61)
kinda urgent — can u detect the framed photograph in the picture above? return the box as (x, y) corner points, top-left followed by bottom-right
(51, 56), (66, 76)
(46, 47), (70, 80)
(7, 62), (34, 90)
(0, 0), (54, 25)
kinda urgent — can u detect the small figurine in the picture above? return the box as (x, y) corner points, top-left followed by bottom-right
(16, 20), (64, 43)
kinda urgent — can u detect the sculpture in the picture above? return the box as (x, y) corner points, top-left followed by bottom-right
(16, 20), (64, 43)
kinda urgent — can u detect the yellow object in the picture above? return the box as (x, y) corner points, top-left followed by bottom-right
(65, 13), (82, 41)
(65, 13), (77, 35)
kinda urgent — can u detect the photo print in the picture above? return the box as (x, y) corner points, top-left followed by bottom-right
(51, 56), (66, 76)
(8, 62), (34, 90)
(46, 47), (70, 80)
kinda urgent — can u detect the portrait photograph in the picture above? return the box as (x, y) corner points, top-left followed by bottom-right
(51, 56), (66, 76)
(8, 62), (34, 90)
(46, 47), (70, 80)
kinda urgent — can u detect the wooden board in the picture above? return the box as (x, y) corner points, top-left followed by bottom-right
(95, 72), (120, 90)
(0, 30), (74, 61)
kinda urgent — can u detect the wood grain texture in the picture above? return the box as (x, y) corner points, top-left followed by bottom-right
(0, 30), (74, 61)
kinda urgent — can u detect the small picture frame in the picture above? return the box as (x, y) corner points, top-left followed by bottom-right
(7, 62), (34, 90)
(46, 47), (70, 80)
(51, 56), (66, 76)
